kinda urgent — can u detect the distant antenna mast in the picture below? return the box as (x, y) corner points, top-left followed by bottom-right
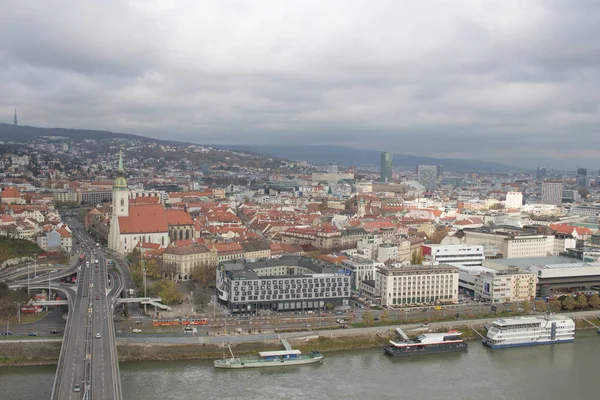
(13, 106), (18, 126)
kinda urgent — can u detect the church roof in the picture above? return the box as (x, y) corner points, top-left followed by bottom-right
(118, 205), (168, 234)
(166, 209), (194, 226)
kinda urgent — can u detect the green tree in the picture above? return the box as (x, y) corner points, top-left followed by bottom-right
(534, 300), (546, 312)
(325, 303), (335, 311)
(362, 311), (374, 326)
(575, 294), (588, 310)
(152, 279), (182, 305)
(520, 301), (531, 314)
(562, 296), (575, 311)
(411, 248), (424, 265)
(145, 259), (160, 279)
(131, 269), (143, 290)
(549, 299), (561, 313)
(588, 294), (600, 309)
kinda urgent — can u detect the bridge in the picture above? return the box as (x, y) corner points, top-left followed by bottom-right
(33, 297), (171, 310)
(9, 222), (127, 399)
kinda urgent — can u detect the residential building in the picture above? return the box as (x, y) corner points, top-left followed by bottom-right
(377, 243), (399, 263)
(505, 191), (523, 208)
(1, 187), (25, 205)
(541, 181), (563, 205)
(162, 244), (217, 281)
(536, 166), (547, 180)
(216, 256), (351, 313)
(374, 264), (459, 307)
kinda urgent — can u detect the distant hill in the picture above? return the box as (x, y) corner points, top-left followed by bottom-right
(0, 123), (184, 145)
(0, 123), (511, 172)
(218, 144), (512, 172)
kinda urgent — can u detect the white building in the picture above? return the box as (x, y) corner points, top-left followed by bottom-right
(377, 243), (399, 263)
(464, 227), (552, 259)
(422, 244), (485, 267)
(505, 191), (523, 208)
(476, 270), (537, 303)
(374, 264), (459, 307)
(340, 258), (383, 289)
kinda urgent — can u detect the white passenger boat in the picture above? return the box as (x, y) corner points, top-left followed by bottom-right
(483, 315), (575, 349)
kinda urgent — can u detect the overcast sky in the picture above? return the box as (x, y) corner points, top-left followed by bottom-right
(1, 0), (599, 169)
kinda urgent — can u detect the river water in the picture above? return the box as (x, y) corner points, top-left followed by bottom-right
(2, 331), (599, 400)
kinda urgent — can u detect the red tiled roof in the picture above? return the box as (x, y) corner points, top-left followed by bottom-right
(130, 197), (160, 205)
(166, 209), (194, 226)
(118, 205), (168, 234)
(1, 187), (20, 198)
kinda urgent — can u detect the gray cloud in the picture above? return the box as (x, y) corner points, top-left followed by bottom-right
(1, 0), (600, 169)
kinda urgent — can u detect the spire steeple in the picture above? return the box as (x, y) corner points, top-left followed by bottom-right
(113, 149), (128, 190)
(118, 149), (124, 175)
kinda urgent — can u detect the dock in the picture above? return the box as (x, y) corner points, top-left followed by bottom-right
(470, 326), (485, 339)
(280, 337), (292, 351)
(582, 318), (599, 329)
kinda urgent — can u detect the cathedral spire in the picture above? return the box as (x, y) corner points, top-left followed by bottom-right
(118, 149), (124, 175)
(13, 107), (17, 126)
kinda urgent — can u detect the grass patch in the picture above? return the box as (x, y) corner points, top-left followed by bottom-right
(0, 311), (49, 325)
(0, 237), (43, 265)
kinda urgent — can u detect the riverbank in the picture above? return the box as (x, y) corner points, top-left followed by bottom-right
(2, 313), (598, 366)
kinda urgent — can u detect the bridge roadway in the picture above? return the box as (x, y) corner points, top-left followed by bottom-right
(18, 236), (124, 399)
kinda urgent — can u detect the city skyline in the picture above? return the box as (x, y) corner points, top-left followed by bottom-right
(2, 1), (600, 169)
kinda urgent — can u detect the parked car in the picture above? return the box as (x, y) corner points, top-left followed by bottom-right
(1, 331), (13, 336)
(28, 332), (38, 336)
(132, 329), (142, 333)
(135, 321), (143, 325)
(50, 329), (62, 334)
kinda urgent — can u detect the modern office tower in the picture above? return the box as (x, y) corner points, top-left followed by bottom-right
(417, 164), (438, 192)
(536, 167), (547, 180)
(541, 181), (564, 205)
(380, 152), (393, 183)
(576, 168), (589, 187)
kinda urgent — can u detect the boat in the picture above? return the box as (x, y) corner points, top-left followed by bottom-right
(214, 338), (324, 369)
(483, 315), (575, 349)
(383, 328), (468, 357)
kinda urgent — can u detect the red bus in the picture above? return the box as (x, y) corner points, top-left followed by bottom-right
(152, 319), (180, 327)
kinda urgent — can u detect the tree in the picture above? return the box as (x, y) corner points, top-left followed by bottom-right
(411, 248), (424, 265)
(362, 311), (374, 326)
(575, 294), (588, 310)
(534, 300), (546, 312)
(520, 301), (531, 314)
(131, 269), (143, 290)
(325, 303), (335, 311)
(562, 296), (575, 311)
(152, 279), (183, 305)
(380, 309), (389, 323)
(489, 203), (505, 210)
(588, 294), (600, 309)
(145, 259), (160, 279)
(549, 300), (561, 313)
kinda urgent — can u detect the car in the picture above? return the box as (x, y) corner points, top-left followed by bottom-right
(95, 333), (101, 339)
(132, 329), (142, 333)
(73, 384), (81, 393)
(422, 323), (429, 327)
(135, 320), (143, 325)
(1, 331), (13, 336)
(305, 324), (311, 328)
(96, 296), (100, 300)
(28, 332), (38, 336)
(320, 313), (327, 317)
(335, 311), (344, 315)
(50, 329), (61, 334)
(183, 326), (193, 332)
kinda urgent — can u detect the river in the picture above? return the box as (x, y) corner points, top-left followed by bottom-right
(2, 331), (599, 400)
